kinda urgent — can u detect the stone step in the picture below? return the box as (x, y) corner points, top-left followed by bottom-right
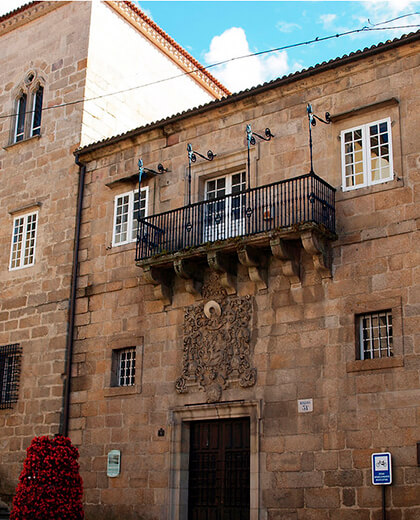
(0, 507), (9, 520)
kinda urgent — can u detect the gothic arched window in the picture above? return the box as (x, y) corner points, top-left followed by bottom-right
(11, 71), (44, 144)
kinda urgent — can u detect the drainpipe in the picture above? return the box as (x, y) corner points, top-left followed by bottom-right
(60, 153), (86, 437)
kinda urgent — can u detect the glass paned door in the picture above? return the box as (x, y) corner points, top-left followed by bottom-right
(204, 172), (246, 241)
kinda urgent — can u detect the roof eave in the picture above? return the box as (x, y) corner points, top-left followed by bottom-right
(75, 29), (420, 159)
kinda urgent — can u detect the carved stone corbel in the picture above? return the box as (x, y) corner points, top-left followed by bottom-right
(301, 230), (332, 277)
(207, 251), (236, 295)
(237, 246), (267, 291)
(142, 266), (172, 306)
(173, 258), (203, 296)
(270, 237), (300, 285)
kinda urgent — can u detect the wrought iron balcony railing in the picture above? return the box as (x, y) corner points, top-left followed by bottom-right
(136, 172), (335, 262)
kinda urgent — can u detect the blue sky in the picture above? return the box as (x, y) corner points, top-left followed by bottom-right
(138, 1), (420, 92)
(2, 1), (419, 93)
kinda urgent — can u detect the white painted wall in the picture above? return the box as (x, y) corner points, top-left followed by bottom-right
(81, 1), (215, 146)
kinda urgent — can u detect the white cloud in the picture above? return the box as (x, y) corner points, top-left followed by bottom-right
(276, 21), (302, 33)
(319, 14), (337, 28)
(358, 0), (420, 36)
(363, 0), (417, 18)
(204, 27), (295, 93)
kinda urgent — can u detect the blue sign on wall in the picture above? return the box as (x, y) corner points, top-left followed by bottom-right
(372, 452), (392, 485)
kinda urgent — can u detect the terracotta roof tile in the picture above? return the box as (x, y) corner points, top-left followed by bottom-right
(0, 1), (41, 22)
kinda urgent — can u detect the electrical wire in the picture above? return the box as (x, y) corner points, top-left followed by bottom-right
(0, 14), (419, 121)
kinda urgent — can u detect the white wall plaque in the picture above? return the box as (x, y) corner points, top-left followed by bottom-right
(107, 450), (121, 478)
(298, 399), (313, 413)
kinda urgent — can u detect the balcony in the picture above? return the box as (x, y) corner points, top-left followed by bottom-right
(136, 172), (336, 302)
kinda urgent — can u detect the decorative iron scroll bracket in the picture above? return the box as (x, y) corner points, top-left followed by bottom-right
(246, 124), (274, 190)
(174, 258), (203, 296)
(207, 251), (236, 295)
(301, 229), (332, 278)
(142, 266), (172, 306)
(187, 143), (216, 206)
(237, 246), (268, 291)
(270, 237), (301, 285)
(306, 104), (331, 174)
(137, 159), (169, 243)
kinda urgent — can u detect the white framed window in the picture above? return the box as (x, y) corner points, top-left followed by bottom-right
(341, 118), (393, 191)
(358, 310), (393, 360)
(9, 212), (38, 270)
(111, 347), (136, 387)
(112, 187), (148, 246)
(204, 171), (246, 241)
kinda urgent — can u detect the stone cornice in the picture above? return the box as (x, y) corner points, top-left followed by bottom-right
(0, 1), (68, 37)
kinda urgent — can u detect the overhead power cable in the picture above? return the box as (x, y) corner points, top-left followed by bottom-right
(0, 14), (419, 122)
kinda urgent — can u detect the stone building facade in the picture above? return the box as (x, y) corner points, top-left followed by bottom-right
(72, 31), (420, 519)
(0, 1), (226, 509)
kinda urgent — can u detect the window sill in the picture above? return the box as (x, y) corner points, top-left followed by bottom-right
(107, 241), (136, 254)
(103, 384), (140, 397)
(346, 356), (404, 373)
(9, 263), (36, 272)
(337, 176), (403, 201)
(3, 134), (41, 150)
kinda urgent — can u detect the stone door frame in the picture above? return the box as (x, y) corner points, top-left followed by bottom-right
(168, 400), (262, 520)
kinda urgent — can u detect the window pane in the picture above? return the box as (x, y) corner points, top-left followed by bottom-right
(342, 127), (365, 189)
(23, 213), (37, 266)
(10, 217), (24, 269)
(114, 195), (129, 244)
(379, 122), (388, 133)
(31, 86), (43, 136)
(15, 94), (27, 142)
(131, 189), (147, 241)
(369, 121), (391, 183)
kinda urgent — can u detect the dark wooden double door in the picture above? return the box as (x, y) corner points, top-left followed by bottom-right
(188, 418), (250, 520)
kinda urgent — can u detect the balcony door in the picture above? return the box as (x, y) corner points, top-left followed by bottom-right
(188, 418), (250, 520)
(204, 172), (246, 242)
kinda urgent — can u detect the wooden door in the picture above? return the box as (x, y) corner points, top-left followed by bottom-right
(188, 418), (250, 520)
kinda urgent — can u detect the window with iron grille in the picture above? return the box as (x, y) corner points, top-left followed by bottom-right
(9, 211), (38, 270)
(113, 188), (148, 246)
(341, 118), (393, 191)
(111, 348), (136, 387)
(0, 344), (22, 409)
(358, 310), (393, 360)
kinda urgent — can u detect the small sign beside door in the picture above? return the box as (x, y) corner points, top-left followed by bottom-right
(107, 450), (121, 478)
(372, 452), (392, 485)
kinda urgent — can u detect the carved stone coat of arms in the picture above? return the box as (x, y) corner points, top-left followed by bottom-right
(175, 277), (256, 403)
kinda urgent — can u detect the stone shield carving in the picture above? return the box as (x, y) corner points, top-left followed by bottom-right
(175, 290), (256, 403)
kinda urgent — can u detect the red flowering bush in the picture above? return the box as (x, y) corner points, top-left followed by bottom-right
(10, 435), (84, 520)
